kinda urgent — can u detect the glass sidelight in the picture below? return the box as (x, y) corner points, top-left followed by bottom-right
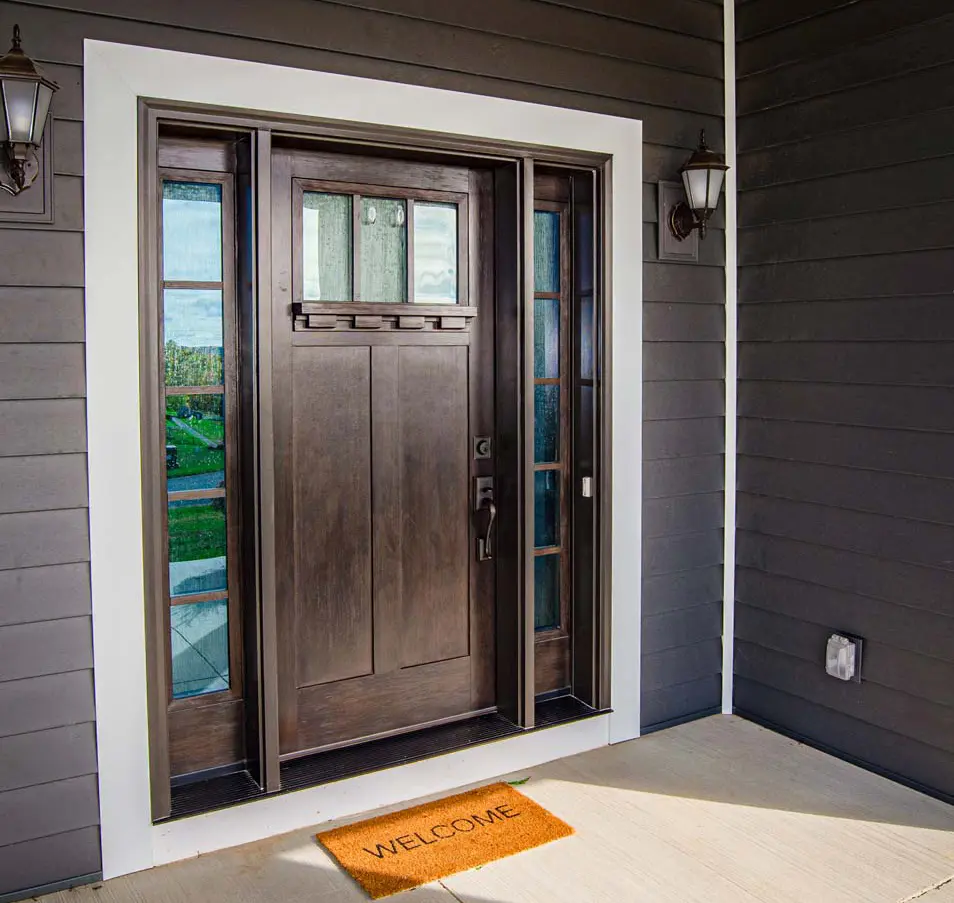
(299, 187), (463, 305)
(532, 206), (569, 634)
(158, 172), (244, 738)
(161, 181), (235, 701)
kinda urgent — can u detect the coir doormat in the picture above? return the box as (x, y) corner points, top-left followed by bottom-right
(316, 781), (574, 899)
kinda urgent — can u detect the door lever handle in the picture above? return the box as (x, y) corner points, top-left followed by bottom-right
(477, 499), (497, 561)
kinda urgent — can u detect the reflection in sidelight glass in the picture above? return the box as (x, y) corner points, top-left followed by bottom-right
(413, 202), (458, 304)
(162, 182), (223, 282)
(534, 384), (560, 463)
(303, 192), (353, 301)
(360, 197), (407, 302)
(165, 393), (225, 490)
(534, 298), (560, 378)
(534, 470), (560, 548)
(168, 498), (227, 597)
(534, 554), (561, 631)
(163, 289), (224, 386)
(171, 600), (230, 698)
(533, 210), (560, 293)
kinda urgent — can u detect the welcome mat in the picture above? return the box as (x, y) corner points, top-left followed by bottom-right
(316, 782), (574, 899)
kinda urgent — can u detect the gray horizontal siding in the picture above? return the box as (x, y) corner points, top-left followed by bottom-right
(0, 775), (99, 848)
(736, 0), (954, 799)
(0, 671), (95, 738)
(0, 723), (98, 793)
(0, 827), (100, 900)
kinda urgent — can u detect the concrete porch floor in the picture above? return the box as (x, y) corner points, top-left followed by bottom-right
(46, 716), (954, 903)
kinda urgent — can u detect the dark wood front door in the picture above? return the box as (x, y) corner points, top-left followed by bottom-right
(271, 147), (496, 757)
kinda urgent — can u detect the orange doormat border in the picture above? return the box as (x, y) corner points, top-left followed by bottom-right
(316, 781), (574, 899)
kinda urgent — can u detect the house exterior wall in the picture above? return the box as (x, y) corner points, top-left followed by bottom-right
(0, 0), (724, 897)
(735, 0), (954, 800)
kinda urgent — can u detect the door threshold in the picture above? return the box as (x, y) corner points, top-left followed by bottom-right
(165, 696), (604, 822)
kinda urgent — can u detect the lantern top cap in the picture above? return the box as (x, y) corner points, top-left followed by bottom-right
(680, 129), (728, 174)
(0, 24), (59, 89)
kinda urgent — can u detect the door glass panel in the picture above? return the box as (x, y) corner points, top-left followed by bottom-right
(534, 384), (560, 463)
(360, 197), (407, 302)
(413, 202), (458, 304)
(534, 298), (560, 378)
(162, 182), (223, 282)
(168, 498), (227, 596)
(302, 192), (353, 301)
(165, 393), (225, 491)
(534, 470), (560, 548)
(533, 210), (560, 293)
(163, 289), (224, 386)
(534, 554), (561, 631)
(170, 600), (230, 699)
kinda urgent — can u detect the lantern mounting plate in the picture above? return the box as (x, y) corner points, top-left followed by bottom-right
(657, 181), (698, 262)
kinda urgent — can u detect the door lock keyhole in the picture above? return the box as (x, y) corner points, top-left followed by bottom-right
(473, 436), (492, 459)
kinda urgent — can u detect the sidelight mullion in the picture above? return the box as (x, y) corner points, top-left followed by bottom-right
(352, 193), (362, 302)
(165, 385), (225, 396)
(170, 588), (229, 606)
(406, 198), (415, 304)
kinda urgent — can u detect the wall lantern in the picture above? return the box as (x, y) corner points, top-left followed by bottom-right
(0, 25), (58, 196)
(667, 130), (728, 242)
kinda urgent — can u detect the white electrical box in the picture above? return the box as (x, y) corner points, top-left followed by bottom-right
(825, 633), (863, 683)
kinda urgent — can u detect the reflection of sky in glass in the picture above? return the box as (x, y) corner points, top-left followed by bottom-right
(414, 203), (457, 303)
(303, 192), (352, 301)
(162, 182), (223, 282)
(164, 290), (223, 348)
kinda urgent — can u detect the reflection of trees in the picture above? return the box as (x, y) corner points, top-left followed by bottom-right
(164, 341), (224, 388)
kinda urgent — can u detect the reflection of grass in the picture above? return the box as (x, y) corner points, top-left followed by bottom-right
(165, 418), (225, 478)
(190, 418), (224, 443)
(169, 504), (226, 563)
(171, 447), (224, 478)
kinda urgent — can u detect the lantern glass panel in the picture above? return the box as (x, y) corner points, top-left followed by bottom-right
(682, 167), (710, 212)
(1, 78), (39, 143)
(704, 168), (725, 209)
(31, 82), (54, 143)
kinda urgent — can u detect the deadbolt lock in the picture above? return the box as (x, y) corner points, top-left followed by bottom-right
(473, 436), (492, 460)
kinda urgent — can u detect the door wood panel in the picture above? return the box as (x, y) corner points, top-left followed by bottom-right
(292, 346), (373, 689)
(398, 344), (471, 668)
(296, 657), (472, 751)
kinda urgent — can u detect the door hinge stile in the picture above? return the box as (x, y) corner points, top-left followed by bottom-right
(582, 476), (594, 498)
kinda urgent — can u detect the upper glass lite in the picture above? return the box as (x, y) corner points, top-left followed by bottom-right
(302, 191), (458, 303)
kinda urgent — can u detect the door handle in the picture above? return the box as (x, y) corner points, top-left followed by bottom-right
(477, 499), (497, 561)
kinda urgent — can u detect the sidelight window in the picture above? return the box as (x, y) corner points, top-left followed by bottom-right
(160, 178), (240, 702)
(532, 207), (570, 633)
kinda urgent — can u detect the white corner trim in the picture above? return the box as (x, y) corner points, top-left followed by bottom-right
(722, 0), (738, 715)
(83, 38), (643, 879)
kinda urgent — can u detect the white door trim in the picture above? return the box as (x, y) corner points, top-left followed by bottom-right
(722, 0), (738, 715)
(83, 38), (643, 879)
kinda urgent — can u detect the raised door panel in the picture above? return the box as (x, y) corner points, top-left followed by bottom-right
(292, 346), (373, 688)
(398, 344), (471, 668)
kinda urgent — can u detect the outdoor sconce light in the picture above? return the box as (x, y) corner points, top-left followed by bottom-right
(667, 130), (729, 242)
(0, 25), (58, 196)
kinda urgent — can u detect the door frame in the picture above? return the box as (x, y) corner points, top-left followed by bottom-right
(84, 38), (642, 879)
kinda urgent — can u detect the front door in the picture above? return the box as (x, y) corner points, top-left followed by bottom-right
(271, 147), (496, 757)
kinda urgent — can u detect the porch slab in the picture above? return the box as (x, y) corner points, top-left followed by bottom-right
(44, 716), (954, 903)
